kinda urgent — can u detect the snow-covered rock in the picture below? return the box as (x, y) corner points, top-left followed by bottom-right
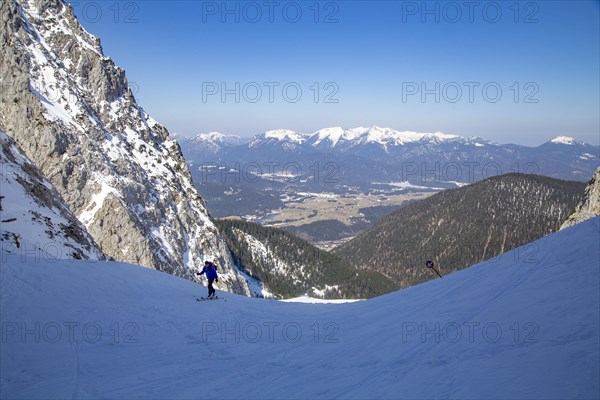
(310, 126), (349, 146)
(561, 166), (600, 230)
(0, 130), (104, 260)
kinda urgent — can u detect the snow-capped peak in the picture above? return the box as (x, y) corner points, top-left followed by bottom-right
(191, 131), (242, 144)
(430, 131), (462, 140)
(364, 125), (397, 143)
(308, 126), (465, 148)
(550, 136), (580, 145)
(310, 127), (354, 146)
(199, 131), (227, 140)
(263, 129), (305, 144)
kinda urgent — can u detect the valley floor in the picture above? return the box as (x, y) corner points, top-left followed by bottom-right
(244, 189), (438, 245)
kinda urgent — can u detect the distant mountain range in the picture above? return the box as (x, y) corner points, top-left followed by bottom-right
(179, 127), (599, 238)
(333, 173), (586, 289)
(180, 127), (599, 186)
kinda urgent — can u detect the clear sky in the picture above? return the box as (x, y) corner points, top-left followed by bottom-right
(69, 0), (600, 146)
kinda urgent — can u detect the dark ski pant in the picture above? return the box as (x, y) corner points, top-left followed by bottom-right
(207, 278), (216, 298)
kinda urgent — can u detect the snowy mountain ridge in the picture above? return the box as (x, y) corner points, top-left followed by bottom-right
(184, 132), (245, 155)
(550, 135), (583, 145)
(263, 129), (305, 144)
(189, 129), (587, 149)
(307, 125), (465, 148)
(191, 125), (475, 150)
(189, 131), (243, 145)
(183, 127), (593, 152)
(181, 125), (598, 189)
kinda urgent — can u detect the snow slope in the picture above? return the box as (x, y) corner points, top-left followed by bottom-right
(1, 218), (598, 399)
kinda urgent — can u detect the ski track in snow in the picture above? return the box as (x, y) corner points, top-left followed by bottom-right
(0, 218), (599, 399)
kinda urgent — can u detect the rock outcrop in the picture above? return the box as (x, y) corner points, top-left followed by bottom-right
(561, 167), (600, 230)
(0, 129), (104, 260)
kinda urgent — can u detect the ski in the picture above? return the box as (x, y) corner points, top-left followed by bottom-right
(195, 296), (225, 301)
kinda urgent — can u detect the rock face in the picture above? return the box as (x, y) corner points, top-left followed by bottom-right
(561, 167), (600, 230)
(0, 130), (104, 260)
(0, 0), (250, 294)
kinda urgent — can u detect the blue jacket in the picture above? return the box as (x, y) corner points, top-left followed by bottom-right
(199, 265), (218, 280)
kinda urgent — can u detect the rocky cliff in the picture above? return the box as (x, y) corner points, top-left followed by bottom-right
(0, 0), (249, 293)
(561, 167), (600, 230)
(1, 129), (104, 260)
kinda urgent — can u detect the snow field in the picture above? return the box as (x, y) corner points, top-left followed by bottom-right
(1, 218), (598, 399)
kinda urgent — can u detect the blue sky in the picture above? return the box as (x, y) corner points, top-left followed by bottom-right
(69, 1), (600, 145)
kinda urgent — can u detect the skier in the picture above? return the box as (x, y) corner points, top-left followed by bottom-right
(197, 261), (219, 299)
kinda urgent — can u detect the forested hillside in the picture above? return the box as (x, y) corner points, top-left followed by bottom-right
(215, 219), (396, 298)
(335, 174), (586, 288)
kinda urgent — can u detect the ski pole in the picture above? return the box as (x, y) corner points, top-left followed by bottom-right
(426, 260), (443, 278)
